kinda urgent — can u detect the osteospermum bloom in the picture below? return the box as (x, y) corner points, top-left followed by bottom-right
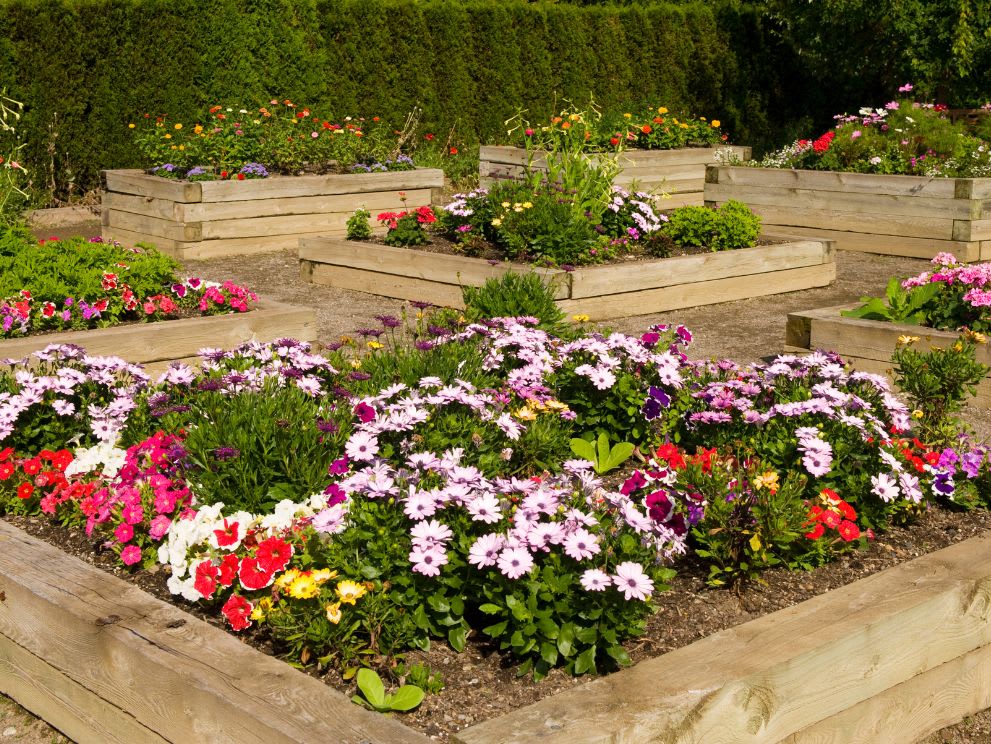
(325, 602), (343, 624)
(409, 546), (448, 576)
(580, 568), (612, 592)
(497, 546), (534, 579)
(336, 580), (367, 605)
(288, 573), (321, 599)
(612, 561), (654, 601)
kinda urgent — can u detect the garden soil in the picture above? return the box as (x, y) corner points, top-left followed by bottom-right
(4, 227), (991, 743)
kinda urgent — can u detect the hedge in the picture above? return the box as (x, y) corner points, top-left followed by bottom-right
(0, 0), (814, 201)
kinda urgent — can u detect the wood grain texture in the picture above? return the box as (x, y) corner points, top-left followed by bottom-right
(0, 522), (428, 744)
(0, 301), (315, 365)
(455, 534), (991, 744)
(197, 168), (444, 203)
(178, 188), (433, 222)
(104, 208), (201, 241)
(705, 166), (967, 198)
(102, 170), (201, 202)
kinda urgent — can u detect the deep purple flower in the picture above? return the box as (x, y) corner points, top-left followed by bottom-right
(347, 371), (371, 381)
(328, 456), (350, 475)
(354, 401), (376, 423)
(213, 447), (240, 461)
(620, 471), (647, 495)
(374, 314), (401, 329)
(316, 418), (339, 434)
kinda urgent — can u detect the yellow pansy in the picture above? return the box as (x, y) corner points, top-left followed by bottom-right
(174, 123), (183, 130)
(572, 314), (590, 322)
(657, 107), (669, 115)
(623, 112), (632, 119)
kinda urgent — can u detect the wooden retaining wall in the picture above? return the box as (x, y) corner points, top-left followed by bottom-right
(479, 145), (751, 208)
(0, 300), (316, 374)
(5, 519), (991, 744)
(101, 168), (445, 260)
(705, 166), (991, 261)
(785, 304), (991, 407)
(299, 236), (835, 321)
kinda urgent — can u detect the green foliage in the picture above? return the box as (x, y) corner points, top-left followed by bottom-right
(842, 278), (943, 324)
(462, 271), (568, 333)
(351, 668), (425, 713)
(662, 200), (761, 251)
(892, 336), (989, 447)
(0, 0), (812, 204)
(569, 432), (635, 475)
(381, 211), (430, 247)
(393, 662), (444, 694)
(346, 208), (372, 241)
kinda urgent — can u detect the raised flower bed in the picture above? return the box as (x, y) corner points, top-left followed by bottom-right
(299, 234), (835, 321)
(481, 144), (751, 208)
(3, 519), (990, 743)
(705, 89), (991, 261)
(102, 167), (444, 260)
(705, 165), (991, 261)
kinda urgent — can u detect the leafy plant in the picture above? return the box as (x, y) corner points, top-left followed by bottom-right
(379, 206), (435, 247)
(346, 207), (372, 241)
(842, 277), (943, 324)
(662, 201), (761, 251)
(351, 668), (425, 713)
(462, 271), (568, 333)
(394, 662), (444, 694)
(569, 433), (635, 474)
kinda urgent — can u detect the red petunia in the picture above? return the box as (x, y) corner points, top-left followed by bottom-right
(238, 556), (274, 590)
(655, 443), (686, 471)
(217, 554), (240, 587)
(17, 482), (34, 500)
(821, 510), (841, 529)
(0, 447), (12, 461)
(193, 560), (219, 598)
(221, 594), (253, 631)
(21, 457), (42, 476)
(804, 522), (825, 540)
(50, 449), (73, 472)
(0, 462), (14, 480)
(837, 520), (861, 542)
(213, 519), (241, 548)
(254, 536), (293, 574)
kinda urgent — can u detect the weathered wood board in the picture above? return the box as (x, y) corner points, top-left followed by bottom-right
(785, 304), (991, 406)
(479, 145), (751, 206)
(0, 300), (316, 374)
(706, 166), (991, 260)
(300, 236), (835, 320)
(455, 534), (991, 743)
(0, 521), (429, 744)
(101, 168), (444, 259)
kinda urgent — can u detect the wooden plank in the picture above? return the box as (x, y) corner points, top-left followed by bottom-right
(743, 203), (955, 240)
(569, 240), (830, 299)
(0, 522), (428, 744)
(182, 231), (342, 259)
(102, 191), (180, 222)
(614, 176), (702, 193)
(101, 226), (182, 257)
(455, 534), (991, 744)
(954, 218), (991, 242)
(105, 209), (201, 242)
(179, 188), (433, 222)
(785, 643), (991, 744)
(480, 145), (749, 170)
(970, 179), (991, 199)
(0, 301), (315, 365)
(103, 170), (201, 202)
(727, 223), (981, 261)
(556, 262), (835, 321)
(198, 168), (444, 203)
(654, 192), (704, 209)
(706, 166), (961, 198)
(706, 182), (978, 220)
(1, 633), (168, 744)
(298, 238), (571, 298)
(309, 263), (468, 308)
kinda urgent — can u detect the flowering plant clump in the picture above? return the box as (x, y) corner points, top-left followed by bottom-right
(378, 205), (437, 247)
(3, 307), (991, 683)
(756, 86), (991, 177)
(512, 103), (729, 152)
(130, 100), (418, 177)
(0, 228), (258, 339)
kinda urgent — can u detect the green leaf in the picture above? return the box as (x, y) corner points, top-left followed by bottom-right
(356, 668), (386, 707)
(569, 437), (595, 461)
(606, 645), (632, 666)
(557, 623), (575, 657)
(605, 441), (635, 470)
(483, 620), (508, 637)
(448, 626), (467, 653)
(574, 647), (597, 675)
(387, 685), (425, 712)
(596, 432), (610, 464)
(478, 603), (502, 615)
(540, 641), (559, 666)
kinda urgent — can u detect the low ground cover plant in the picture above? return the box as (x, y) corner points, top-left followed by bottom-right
(0, 225), (257, 338)
(756, 85), (991, 177)
(2, 295), (987, 692)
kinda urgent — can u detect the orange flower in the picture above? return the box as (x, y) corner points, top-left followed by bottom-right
(641, 124), (652, 134)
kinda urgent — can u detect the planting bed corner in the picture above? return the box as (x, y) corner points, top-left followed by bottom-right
(479, 146), (751, 209)
(705, 165), (991, 261)
(4, 519), (991, 743)
(298, 235), (835, 321)
(785, 304), (991, 407)
(101, 168), (445, 260)
(0, 300), (316, 374)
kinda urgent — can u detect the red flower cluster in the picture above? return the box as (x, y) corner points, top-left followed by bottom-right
(803, 488), (863, 542)
(0, 447), (76, 512)
(812, 131), (836, 154)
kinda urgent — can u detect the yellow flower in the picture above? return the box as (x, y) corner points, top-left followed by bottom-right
(174, 123), (183, 130)
(569, 113), (581, 121)
(896, 334), (920, 346)
(544, 400), (570, 412)
(572, 314), (590, 323)
(325, 602), (342, 624)
(128, 123), (135, 129)
(963, 329), (987, 344)
(178, 144), (185, 151)
(514, 407), (537, 421)
(312, 568), (338, 584)
(491, 218), (502, 227)
(336, 580), (368, 605)
(288, 573), (320, 599)
(657, 107), (669, 115)
(954, 341), (964, 352)
(623, 112), (632, 119)
(194, 124), (203, 134)
(274, 568), (300, 591)
(700, 116), (707, 121)
(513, 206), (524, 212)
(164, 133), (172, 139)
(711, 120), (721, 128)
(753, 471), (780, 493)
(522, 201), (533, 209)
(912, 409), (925, 419)
(367, 340), (384, 350)
(501, 201), (511, 208)
(250, 597), (272, 621)
(679, 123), (689, 129)
(350, 359), (362, 369)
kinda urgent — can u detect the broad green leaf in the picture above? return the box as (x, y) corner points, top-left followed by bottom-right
(356, 668), (386, 707)
(569, 437), (595, 461)
(448, 626), (467, 652)
(478, 603), (502, 615)
(388, 685), (425, 712)
(574, 647), (597, 675)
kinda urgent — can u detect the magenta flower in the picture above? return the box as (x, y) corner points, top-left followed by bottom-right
(120, 545), (142, 566)
(612, 561), (654, 600)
